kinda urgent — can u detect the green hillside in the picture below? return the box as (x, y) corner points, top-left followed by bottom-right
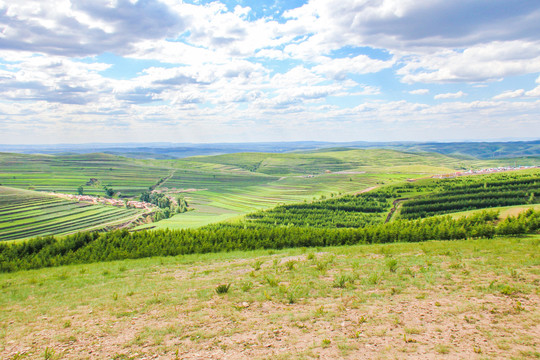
(0, 152), (172, 196)
(209, 169), (539, 230)
(0, 149), (536, 234)
(188, 148), (496, 175)
(0, 186), (143, 241)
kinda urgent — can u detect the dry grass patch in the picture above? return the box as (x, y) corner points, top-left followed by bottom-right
(1, 236), (539, 359)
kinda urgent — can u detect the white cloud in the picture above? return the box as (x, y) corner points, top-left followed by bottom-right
(347, 85), (381, 96)
(493, 89), (525, 100)
(434, 91), (467, 99)
(233, 5), (251, 19)
(398, 41), (540, 83)
(525, 86), (540, 97)
(0, 0), (187, 56)
(409, 89), (429, 95)
(283, 0), (540, 51)
(312, 55), (394, 80)
(0, 54), (112, 104)
(270, 66), (325, 87)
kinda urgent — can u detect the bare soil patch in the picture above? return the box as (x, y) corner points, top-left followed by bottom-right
(1, 237), (538, 359)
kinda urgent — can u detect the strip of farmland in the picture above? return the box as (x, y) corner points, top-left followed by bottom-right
(0, 186), (143, 241)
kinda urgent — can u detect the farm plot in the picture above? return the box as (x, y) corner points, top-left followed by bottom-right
(399, 171), (540, 219)
(0, 187), (143, 241)
(0, 152), (172, 196)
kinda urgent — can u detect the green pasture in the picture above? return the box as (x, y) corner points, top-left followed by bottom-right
(190, 148), (523, 176)
(145, 172), (384, 230)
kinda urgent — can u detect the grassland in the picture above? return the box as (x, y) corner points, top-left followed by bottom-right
(0, 186), (142, 241)
(0, 149), (536, 234)
(148, 149), (526, 230)
(1, 147), (538, 359)
(1, 235), (538, 359)
(446, 204), (540, 220)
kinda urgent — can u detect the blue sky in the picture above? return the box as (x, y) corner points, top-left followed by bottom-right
(0, 0), (539, 144)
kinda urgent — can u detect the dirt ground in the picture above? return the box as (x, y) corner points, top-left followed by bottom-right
(1, 238), (539, 359)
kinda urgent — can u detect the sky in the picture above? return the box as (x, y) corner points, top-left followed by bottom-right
(0, 0), (540, 144)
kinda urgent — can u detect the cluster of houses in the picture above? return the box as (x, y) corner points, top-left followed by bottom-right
(50, 193), (157, 211)
(432, 165), (539, 179)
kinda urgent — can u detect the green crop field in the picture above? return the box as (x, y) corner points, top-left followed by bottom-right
(0, 149), (537, 234)
(145, 149), (527, 230)
(0, 152), (172, 196)
(0, 186), (143, 241)
(214, 169), (539, 231)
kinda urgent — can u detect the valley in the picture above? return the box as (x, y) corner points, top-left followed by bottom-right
(0, 144), (539, 360)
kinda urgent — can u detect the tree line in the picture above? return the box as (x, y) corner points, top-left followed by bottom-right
(400, 177), (538, 219)
(244, 191), (394, 228)
(140, 191), (188, 221)
(1, 209), (538, 273)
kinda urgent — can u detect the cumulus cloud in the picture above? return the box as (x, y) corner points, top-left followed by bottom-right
(0, 55), (111, 104)
(0, 0), (186, 56)
(493, 89), (525, 100)
(1, 0), (540, 143)
(283, 0), (540, 50)
(493, 77), (540, 99)
(525, 86), (540, 97)
(398, 41), (540, 83)
(434, 91), (467, 99)
(409, 89), (429, 95)
(312, 55), (394, 80)
(282, 1), (540, 84)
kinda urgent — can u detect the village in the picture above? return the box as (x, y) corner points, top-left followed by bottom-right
(47, 193), (158, 211)
(431, 165), (539, 179)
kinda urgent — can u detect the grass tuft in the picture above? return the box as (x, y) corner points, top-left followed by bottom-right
(215, 284), (231, 294)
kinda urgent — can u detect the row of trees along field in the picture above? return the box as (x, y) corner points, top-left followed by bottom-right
(400, 175), (539, 219)
(236, 171), (539, 228)
(244, 191), (395, 228)
(1, 209), (538, 272)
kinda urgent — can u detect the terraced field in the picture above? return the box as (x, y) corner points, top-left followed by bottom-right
(0, 152), (171, 196)
(146, 149), (483, 230)
(1, 149), (534, 232)
(143, 172), (382, 230)
(0, 187), (143, 241)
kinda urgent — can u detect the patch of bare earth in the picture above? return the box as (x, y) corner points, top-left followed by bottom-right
(1, 238), (538, 359)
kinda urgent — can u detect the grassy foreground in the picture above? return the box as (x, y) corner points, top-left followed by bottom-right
(1, 236), (538, 359)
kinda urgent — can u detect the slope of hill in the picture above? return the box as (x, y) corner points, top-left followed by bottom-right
(1, 148), (537, 234)
(1, 140), (538, 160)
(0, 186), (143, 241)
(186, 148), (479, 176)
(0, 152), (172, 196)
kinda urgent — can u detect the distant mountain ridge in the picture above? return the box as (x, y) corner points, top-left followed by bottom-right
(0, 140), (538, 160)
